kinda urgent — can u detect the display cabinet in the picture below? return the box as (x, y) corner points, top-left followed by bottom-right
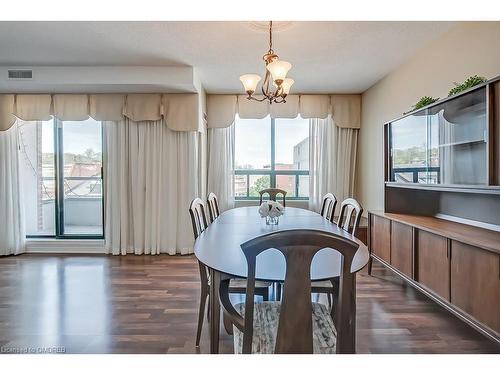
(370, 75), (500, 344)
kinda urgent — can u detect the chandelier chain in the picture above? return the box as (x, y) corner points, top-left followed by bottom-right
(269, 21), (273, 53)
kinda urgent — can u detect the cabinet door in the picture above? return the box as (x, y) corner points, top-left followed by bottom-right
(451, 241), (500, 333)
(417, 230), (450, 300)
(370, 214), (391, 263)
(356, 227), (368, 245)
(391, 221), (413, 278)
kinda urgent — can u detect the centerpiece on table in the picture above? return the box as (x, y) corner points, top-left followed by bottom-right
(258, 200), (284, 225)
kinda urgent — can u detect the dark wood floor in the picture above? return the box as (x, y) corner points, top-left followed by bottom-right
(0, 254), (498, 354)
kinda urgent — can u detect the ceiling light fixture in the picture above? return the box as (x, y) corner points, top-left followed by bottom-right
(240, 21), (294, 104)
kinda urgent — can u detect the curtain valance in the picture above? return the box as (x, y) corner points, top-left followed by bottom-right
(299, 95), (330, 119)
(15, 94), (52, 121)
(206, 93), (361, 129)
(53, 94), (90, 121)
(162, 94), (201, 132)
(331, 94), (361, 129)
(0, 93), (201, 132)
(207, 95), (237, 129)
(90, 94), (126, 121)
(270, 95), (300, 119)
(123, 94), (162, 122)
(237, 95), (270, 119)
(0, 95), (15, 131)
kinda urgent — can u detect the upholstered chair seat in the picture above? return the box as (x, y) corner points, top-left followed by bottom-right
(207, 274), (271, 289)
(229, 279), (271, 289)
(311, 280), (333, 288)
(233, 301), (337, 354)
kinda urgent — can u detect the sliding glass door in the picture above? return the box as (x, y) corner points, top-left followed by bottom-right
(58, 119), (103, 237)
(19, 118), (104, 238)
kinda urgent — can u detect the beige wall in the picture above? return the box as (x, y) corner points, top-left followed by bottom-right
(357, 22), (500, 215)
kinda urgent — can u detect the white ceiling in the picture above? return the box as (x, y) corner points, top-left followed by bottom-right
(0, 21), (456, 94)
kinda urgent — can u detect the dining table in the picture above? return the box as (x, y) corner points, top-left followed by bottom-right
(193, 206), (369, 353)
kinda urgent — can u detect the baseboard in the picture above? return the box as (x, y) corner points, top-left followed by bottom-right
(25, 239), (106, 254)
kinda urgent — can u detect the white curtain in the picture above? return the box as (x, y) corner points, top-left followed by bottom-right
(104, 119), (200, 255)
(207, 124), (235, 212)
(0, 123), (25, 256)
(309, 116), (358, 214)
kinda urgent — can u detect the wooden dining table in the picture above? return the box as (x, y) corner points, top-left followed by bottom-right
(194, 206), (369, 353)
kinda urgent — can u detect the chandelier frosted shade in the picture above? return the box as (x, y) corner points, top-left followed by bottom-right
(266, 60), (292, 84)
(280, 78), (295, 95)
(239, 74), (262, 94)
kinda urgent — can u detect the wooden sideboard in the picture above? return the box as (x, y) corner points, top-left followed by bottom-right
(368, 211), (500, 343)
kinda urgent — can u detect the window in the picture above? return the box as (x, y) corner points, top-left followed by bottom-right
(19, 118), (104, 238)
(234, 115), (309, 199)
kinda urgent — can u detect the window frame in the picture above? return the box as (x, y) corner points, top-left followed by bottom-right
(235, 117), (309, 200)
(26, 118), (105, 240)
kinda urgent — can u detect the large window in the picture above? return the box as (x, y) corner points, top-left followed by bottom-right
(234, 115), (309, 199)
(19, 118), (104, 238)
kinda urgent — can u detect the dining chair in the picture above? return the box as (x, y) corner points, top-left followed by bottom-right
(319, 193), (337, 222)
(337, 198), (363, 236)
(219, 229), (360, 354)
(206, 192), (220, 222)
(275, 193), (338, 303)
(310, 194), (336, 307)
(188, 198), (210, 347)
(188, 198), (271, 347)
(258, 188), (287, 207)
(311, 197), (363, 311)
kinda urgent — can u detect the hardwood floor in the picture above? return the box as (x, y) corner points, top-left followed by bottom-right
(0, 254), (498, 354)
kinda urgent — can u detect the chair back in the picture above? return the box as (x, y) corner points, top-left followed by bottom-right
(188, 198), (209, 240)
(337, 198), (363, 236)
(320, 193), (337, 222)
(206, 192), (220, 222)
(188, 198), (210, 303)
(220, 229), (359, 354)
(258, 188), (287, 207)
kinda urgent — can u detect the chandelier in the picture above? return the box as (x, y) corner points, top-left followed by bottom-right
(239, 21), (294, 104)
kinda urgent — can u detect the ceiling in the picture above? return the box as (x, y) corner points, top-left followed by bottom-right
(0, 21), (456, 94)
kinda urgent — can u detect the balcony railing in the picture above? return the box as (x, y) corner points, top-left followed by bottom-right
(391, 166), (440, 184)
(36, 176), (103, 237)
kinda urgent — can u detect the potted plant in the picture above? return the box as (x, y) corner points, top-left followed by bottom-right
(405, 96), (440, 115)
(448, 75), (487, 97)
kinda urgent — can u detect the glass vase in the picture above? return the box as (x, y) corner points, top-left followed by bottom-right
(265, 216), (279, 225)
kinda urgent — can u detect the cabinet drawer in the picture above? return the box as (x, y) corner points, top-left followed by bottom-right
(391, 221), (413, 278)
(417, 230), (450, 301)
(370, 214), (391, 263)
(451, 241), (500, 333)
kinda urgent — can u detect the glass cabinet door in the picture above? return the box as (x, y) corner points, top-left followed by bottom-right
(428, 88), (487, 185)
(389, 87), (488, 186)
(390, 110), (430, 183)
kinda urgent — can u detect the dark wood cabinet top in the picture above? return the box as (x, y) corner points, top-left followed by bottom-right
(370, 211), (500, 255)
